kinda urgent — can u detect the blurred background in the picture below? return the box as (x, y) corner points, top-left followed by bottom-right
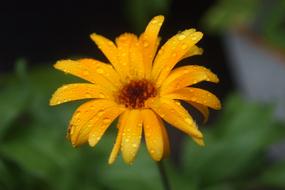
(0, 0), (285, 189)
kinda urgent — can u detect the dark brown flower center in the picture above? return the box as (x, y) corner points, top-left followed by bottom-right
(117, 79), (157, 109)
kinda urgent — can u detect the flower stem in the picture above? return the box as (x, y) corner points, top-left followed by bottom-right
(156, 161), (171, 190)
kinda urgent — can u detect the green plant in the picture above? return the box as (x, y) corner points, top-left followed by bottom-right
(0, 61), (285, 189)
(202, 0), (285, 49)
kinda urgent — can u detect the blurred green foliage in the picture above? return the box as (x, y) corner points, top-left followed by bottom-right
(202, 0), (285, 50)
(0, 61), (285, 190)
(124, 0), (170, 32)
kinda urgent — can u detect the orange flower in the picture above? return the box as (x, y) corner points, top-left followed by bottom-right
(50, 15), (221, 164)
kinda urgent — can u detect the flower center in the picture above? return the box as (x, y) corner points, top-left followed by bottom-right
(117, 79), (157, 109)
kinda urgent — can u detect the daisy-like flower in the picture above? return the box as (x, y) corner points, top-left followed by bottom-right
(50, 15), (221, 164)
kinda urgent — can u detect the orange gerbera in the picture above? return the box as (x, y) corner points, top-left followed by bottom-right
(50, 15), (221, 164)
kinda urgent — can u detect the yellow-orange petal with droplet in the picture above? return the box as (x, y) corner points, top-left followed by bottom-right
(121, 110), (143, 164)
(165, 87), (221, 110)
(108, 110), (129, 164)
(88, 106), (125, 147)
(160, 65), (219, 94)
(147, 97), (203, 140)
(54, 59), (120, 91)
(68, 100), (117, 146)
(49, 83), (112, 106)
(142, 109), (164, 161)
(139, 15), (164, 78)
(152, 29), (203, 87)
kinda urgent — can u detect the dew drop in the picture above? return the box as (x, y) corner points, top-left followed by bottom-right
(96, 68), (104, 74)
(181, 44), (188, 50)
(97, 110), (105, 116)
(151, 19), (158, 24)
(99, 93), (105, 98)
(103, 118), (111, 124)
(178, 34), (186, 40)
(191, 35), (198, 41)
(185, 118), (192, 124)
(132, 143), (137, 148)
(143, 42), (149, 48)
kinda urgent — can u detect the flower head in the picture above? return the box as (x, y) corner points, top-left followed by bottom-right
(50, 15), (221, 164)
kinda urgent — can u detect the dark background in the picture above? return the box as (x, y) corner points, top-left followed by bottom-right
(0, 0), (234, 99)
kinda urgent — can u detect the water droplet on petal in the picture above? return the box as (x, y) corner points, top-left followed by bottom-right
(96, 68), (104, 74)
(103, 118), (111, 124)
(185, 118), (192, 124)
(151, 19), (158, 24)
(191, 35), (198, 41)
(74, 111), (81, 118)
(143, 41), (149, 48)
(97, 110), (105, 116)
(178, 34), (186, 40)
(132, 143), (137, 148)
(181, 44), (188, 50)
(99, 93), (105, 98)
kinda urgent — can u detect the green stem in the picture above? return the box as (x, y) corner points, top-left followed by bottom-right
(156, 161), (171, 190)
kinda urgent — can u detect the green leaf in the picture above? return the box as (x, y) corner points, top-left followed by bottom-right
(124, 0), (170, 32)
(99, 144), (162, 190)
(259, 159), (285, 188)
(182, 94), (285, 188)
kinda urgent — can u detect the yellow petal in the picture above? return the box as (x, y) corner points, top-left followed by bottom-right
(49, 83), (112, 106)
(115, 33), (145, 80)
(54, 59), (120, 91)
(79, 58), (121, 87)
(68, 99), (117, 146)
(90, 34), (120, 72)
(193, 137), (205, 146)
(88, 106), (125, 147)
(165, 87), (222, 110)
(181, 45), (203, 60)
(187, 101), (209, 124)
(139, 15), (164, 78)
(129, 37), (145, 79)
(108, 111), (129, 164)
(121, 109), (143, 164)
(160, 65), (219, 94)
(160, 120), (170, 157)
(115, 33), (137, 81)
(146, 97), (203, 139)
(152, 29), (203, 87)
(142, 109), (164, 161)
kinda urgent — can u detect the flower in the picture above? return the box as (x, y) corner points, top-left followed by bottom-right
(49, 15), (221, 164)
